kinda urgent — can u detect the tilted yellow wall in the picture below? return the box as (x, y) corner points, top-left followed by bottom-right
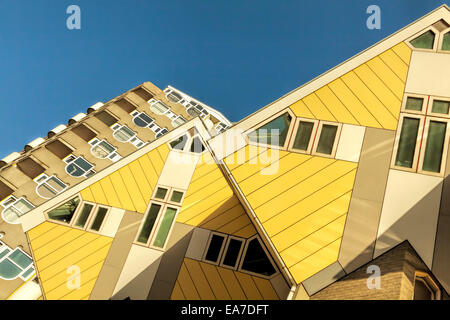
(177, 151), (257, 238)
(290, 42), (411, 130)
(225, 145), (357, 284)
(80, 144), (169, 214)
(171, 258), (279, 300)
(27, 221), (113, 300)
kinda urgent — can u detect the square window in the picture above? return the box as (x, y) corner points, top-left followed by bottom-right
(154, 187), (168, 200)
(170, 191), (184, 203)
(315, 124), (338, 155)
(405, 97), (424, 112)
(431, 100), (450, 115)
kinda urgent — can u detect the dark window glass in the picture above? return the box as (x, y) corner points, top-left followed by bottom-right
(154, 187), (168, 200)
(316, 125), (338, 155)
(292, 121), (314, 151)
(95, 111), (118, 127)
(431, 100), (450, 115)
(47, 197), (80, 224)
(405, 97), (423, 111)
(170, 135), (188, 150)
(422, 121), (446, 173)
(205, 234), (225, 263)
(442, 32), (450, 51)
(410, 30), (435, 49)
(74, 203), (94, 228)
(190, 137), (205, 153)
(248, 113), (292, 147)
(170, 191), (184, 203)
(90, 207), (108, 231)
(137, 204), (161, 244)
(241, 238), (276, 276)
(222, 239), (243, 268)
(395, 117), (420, 168)
(152, 207), (177, 248)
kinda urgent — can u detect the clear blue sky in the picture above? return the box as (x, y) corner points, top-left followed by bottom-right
(0, 0), (447, 158)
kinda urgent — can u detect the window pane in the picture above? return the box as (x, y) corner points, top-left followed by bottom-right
(431, 100), (450, 115)
(167, 92), (182, 103)
(75, 203), (94, 228)
(170, 191), (184, 203)
(316, 124), (338, 155)
(395, 117), (420, 168)
(8, 250), (32, 269)
(114, 126), (135, 142)
(292, 121), (314, 151)
(222, 239), (243, 268)
(37, 184), (57, 199)
(90, 207), (108, 231)
(405, 97), (424, 111)
(2, 207), (21, 224)
(442, 32), (450, 51)
(47, 197), (80, 224)
(241, 238), (276, 276)
(422, 121), (446, 173)
(190, 137), (205, 153)
(14, 199), (34, 213)
(170, 135), (188, 150)
(74, 158), (92, 171)
(46, 177), (66, 192)
(150, 102), (169, 114)
(66, 163), (84, 177)
(248, 113), (292, 147)
(154, 187), (168, 200)
(410, 30), (435, 49)
(137, 204), (161, 244)
(205, 234), (225, 263)
(152, 207), (177, 248)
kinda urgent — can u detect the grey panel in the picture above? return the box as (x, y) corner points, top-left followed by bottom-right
(90, 211), (142, 300)
(302, 261), (346, 296)
(338, 128), (395, 274)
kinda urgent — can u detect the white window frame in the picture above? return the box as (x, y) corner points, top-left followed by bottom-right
(401, 93), (428, 116)
(110, 123), (145, 148)
(414, 271), (441, 300)
(406, 26), (440, 52)
(437, 26), (450, 54)
(148, 99), (170, 115)
(131, 110), (154, 128)
(311, 121), (342, 158)
(171, 116), (187, 128)
(428, 96), (450, 119)
(88, 138), (122, 162)
(0, 243), (35, 281)
(219, 236), (245, 270)
(237, 235), (278, 280)
(288, 117), (320, 154)
(34, 173), (67, 199)
(71, 201), (110, 233)
(0, 196), (34, 225)
(64, 155), (96, 178)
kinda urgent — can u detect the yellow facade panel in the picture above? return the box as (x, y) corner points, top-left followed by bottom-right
(289, 100), (315, 119)
(89, 182), (108, 206)
(379, 49), (409, 81)
(235, 272), (263, 300)
(118, 166), (147, 213)
(217, 214), (253, 235)
(27, 222), (58, 241)
(184, 258), (216, 299)
(315, 86), (359, 125)
(109, 171), (136, 212)
(80, 187), (95, 203)
(128, 160), (153, 202)
(252, 276), (279, 300)
(302, 93), (337, 122)
(198, 202), (245, 230)
(99, 177), (123, 209)
(171, 281), (186, 300)
(177, 262), (201, 300)
(216, 267), (247, 300)
(391, 42), (412, 65)
(366, 56), (405, 99)
(199, 263), (231, 300)
(233, 223), (257, 239)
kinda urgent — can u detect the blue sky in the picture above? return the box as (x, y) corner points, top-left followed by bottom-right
(0, 0), (447, 158)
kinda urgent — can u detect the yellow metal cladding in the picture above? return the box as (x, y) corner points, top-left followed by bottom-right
(225, 145), (357, 284)
(27, 221), (113, 300)
(80, 144), (169, 214)
(289, 42), (412, 130)
(171, 258), (279, 300)
(177, 151), (257, 238)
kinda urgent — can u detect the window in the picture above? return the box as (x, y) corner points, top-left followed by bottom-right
(149, 100), (170, 115)
(0, 180), (13, 202)
(111, 124), (145, 148)
(410, 30), (436, 49)
(204, 233), (226, 264)
(413, 272), (440, 300)
(16, 158), (46, 180)
(290, 119), (318, 153)
(34, 174), (67, 199)
(131, 111), (154, 128)
(47, 196), (80, 224)
(221, 237), (244, 269)
(441, 31), (450, 51)
(72, 124), (97, 142)
(172, 116), (187, 128)
(45, 140), (73, 159)
(1, 196), (34, 225)
(95, 111), (118, 127)
(393, 94), (450, 175)
(166, 91), (183, 103)
(0, 244), (34, 281)
(132, 87), (154, 101)
(64, 156), (95, 178)
(135, 186), (185, 249)
(312, 122), (340, 156)
(239, 236), (276, 277)
(248, 112), (292, 147)
(168, 132), (206, 154)
(89, 139), (122, 161)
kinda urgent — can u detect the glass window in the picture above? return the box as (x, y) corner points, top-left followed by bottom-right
(167, 91), (183, 103)
(410, 30), (435, 49)
(442, 32), (450, 51)
(422, 121), (446, 173)
(133, 112), (153, 127)
(431, 100), (450, 115)
(405, 97), (424, 112)
(47, 197), (80, 224)
(241, 238), (276, 276)
(113, 125), (136, 143)
(172, 116), (187, 127)
(190, 136), (205, 154)
(137, 204), (161, 244)
(205, 234), (225, 263)
(8, 250), (32, 269)
(169, 134), (189, 150)
(91, 140), (116, 159)
(316, 124), (338, 155)
(170, 191), (184, 203)
(89, 207), (108, 231)
(66, 157), (94, 177)
(36, 176), (66, 199)
(74, 203), (94, 228)
(292, 121), (315, 151)
(395, 117), (420, 168)
(248, 113), (292, 147)
(154, 187), (168, 200)
(1, 198), (34, 225)
(152, 207), (177, 248)
(150, 101), (170, 114)
(222, 238), (243, 268)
